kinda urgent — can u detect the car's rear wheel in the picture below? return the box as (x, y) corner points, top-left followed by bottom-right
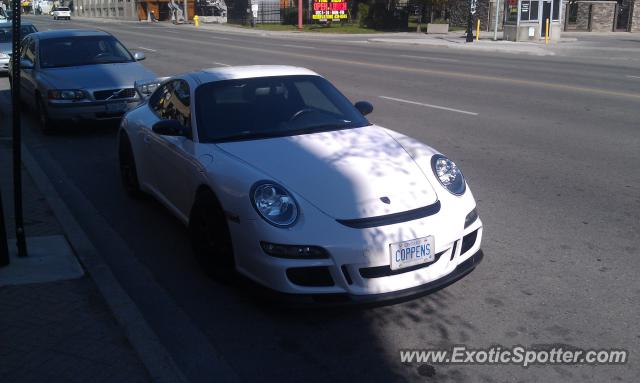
(189, 189), (235, 280)
(36, 96), (54, 134)
(118, 133), (144, 198)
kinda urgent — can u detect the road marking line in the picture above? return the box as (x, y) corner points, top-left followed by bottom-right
(379, 96), (478, 116)
(627, 75), (640, 79)
(282, 44), (314, 49)
(137, 46), (157, 52)
(400, 54), (460, 63)
(213, 62), (231, 66)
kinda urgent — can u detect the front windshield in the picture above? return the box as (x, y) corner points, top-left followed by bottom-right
(39, 35), (134, 68)
(0, 25), (38, 44)
(195, 75), (370, 142)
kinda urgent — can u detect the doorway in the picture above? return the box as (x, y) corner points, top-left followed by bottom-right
(541, 0), (552, 37)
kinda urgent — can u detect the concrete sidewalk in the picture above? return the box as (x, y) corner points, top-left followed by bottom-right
(0, 140), (151, 382)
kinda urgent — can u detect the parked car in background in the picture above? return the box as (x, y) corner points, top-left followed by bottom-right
(0, 22), (38, 74)
(9, 29), (156, 132)
(52, 7), (71, 20)
(119, 65), (484, 303)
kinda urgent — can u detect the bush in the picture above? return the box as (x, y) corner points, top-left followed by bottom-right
(431, 18), (449, 24)
(357, 3), (371, 28)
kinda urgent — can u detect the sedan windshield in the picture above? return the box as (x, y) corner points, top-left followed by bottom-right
(195, 75), (370, 142)
(39, 35), (134, 68)
(0, 25), (38, 43)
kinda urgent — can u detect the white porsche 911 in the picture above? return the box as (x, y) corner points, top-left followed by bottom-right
(118, 65), (483, 303)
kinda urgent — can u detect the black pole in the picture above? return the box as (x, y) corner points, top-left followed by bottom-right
(466, 0), (475, 42)
(0, 189), (9, 267)
(11, 0), (27, 258)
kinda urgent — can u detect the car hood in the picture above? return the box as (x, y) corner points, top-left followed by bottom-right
(40, 62), (156, 91)
(217, 125), (438, 220)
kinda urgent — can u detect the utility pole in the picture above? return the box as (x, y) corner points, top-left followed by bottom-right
(11, 0), (27, 258)
(183, 0), (188, 23)
(298, 0), (302, 31)
(493, 0), (500, 40)
(466, 0), (476, 42)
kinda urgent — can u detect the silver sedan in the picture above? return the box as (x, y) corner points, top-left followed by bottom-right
(0, 22), (38, 73)
(9, 29), (156, 133)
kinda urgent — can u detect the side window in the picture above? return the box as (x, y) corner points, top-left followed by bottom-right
(20, 38), (31, 59)
(149, 80), (191, 129)
(24, 40), (36, 63)
(172, 80), (191, 129)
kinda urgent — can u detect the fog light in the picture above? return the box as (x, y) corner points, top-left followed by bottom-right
(260, 242), (329, 259)
(464, 208), (478, 228)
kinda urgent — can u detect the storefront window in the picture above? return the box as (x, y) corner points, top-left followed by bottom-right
(505, 0), (518, 24)
(520, 0), (539, 21)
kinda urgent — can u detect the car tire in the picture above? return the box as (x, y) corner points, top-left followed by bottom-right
(53, 16), (57, 20)
(189, 189), (235, 280)
(36, 96), (54, 134)
(118, 133), (145, 198)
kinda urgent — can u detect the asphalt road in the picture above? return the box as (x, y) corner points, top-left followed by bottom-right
(1, 16), (639, 382)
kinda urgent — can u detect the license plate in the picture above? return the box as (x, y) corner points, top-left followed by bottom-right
(389, 236), (435, 271)
(105, 102), (127, 113)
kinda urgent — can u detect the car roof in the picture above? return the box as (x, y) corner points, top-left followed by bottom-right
(190, 65), (321, 83)
(31, 29), (112, 40)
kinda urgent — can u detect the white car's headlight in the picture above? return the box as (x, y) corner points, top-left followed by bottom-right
(251, 182), (299, 227)
(431, 154), (466, 196)
(0, 53), (9, 59)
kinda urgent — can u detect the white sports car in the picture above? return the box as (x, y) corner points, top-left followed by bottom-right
(118, 66), (483, 303)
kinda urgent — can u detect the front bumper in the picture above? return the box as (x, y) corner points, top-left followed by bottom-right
(229, 187), (483, 300)
(0, 58), (8, 73)
(46, 99), (140, 121)
(254, 249), (484, 306)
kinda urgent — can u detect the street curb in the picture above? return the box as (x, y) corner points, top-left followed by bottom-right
(20, 144), (189, 383)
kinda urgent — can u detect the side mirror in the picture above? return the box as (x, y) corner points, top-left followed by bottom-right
(354, 101), (373, 116)
(133, 51), (145, 61)
(20, 59), (34, 69)
(152, 119), (187, 137)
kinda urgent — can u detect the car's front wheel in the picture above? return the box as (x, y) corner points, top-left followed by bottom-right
(189, 189), (235, 280)
(118, 133), (144, 198)
(36, 96), (54, 134)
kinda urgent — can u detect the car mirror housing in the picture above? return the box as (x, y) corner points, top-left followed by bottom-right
(354, 101), (373, 116)
(133, 51), (146, 61)
(152, 119), (188, 137)
(20, 59), (34, 69)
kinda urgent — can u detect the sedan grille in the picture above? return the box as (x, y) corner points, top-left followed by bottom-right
(93, 88), (136, 101)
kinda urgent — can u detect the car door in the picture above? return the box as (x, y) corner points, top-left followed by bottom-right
(146, 79), (200, 219)
(19, 37), (37, 107)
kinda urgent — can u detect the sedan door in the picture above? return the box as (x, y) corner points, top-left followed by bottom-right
(19, 37), (37, 107)
(145, 80), (201, 219)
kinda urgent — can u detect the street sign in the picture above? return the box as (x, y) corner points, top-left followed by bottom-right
(470, 0), (477, 15)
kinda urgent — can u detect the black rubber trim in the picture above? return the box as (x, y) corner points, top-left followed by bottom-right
(336, 200), (441, 229)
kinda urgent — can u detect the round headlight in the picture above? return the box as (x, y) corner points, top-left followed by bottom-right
(252, 182), (299, 227)
(431, 155), (466, 196)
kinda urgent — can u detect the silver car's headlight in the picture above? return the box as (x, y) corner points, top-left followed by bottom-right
(47, 89), (87, 100)
(431, 154), (466, 196)
(251, 182), (299, 227)
(0, 53), (9, 59)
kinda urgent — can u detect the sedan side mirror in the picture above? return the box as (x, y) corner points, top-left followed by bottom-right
(20, 58), (34, 69)
(354, 101), (373, 116)
(133, 51), (145, 61)
(152, 119), (188, 137)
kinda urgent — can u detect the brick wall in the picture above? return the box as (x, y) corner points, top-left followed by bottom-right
(632, 1), (640, 32)
(574, 1), (616, 31)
